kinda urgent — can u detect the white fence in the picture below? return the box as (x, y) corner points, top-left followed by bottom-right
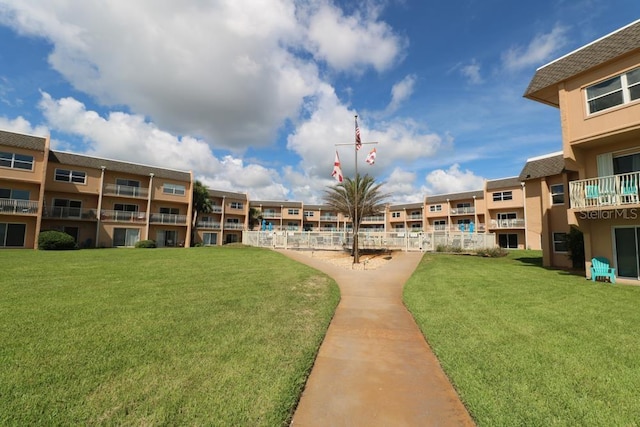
(243, 231), (497, 252)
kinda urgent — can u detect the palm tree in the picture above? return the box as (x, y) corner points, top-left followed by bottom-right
(248, 207), (262, 230)
(191, 180), (213, 244)
(324, 174), (388, 263)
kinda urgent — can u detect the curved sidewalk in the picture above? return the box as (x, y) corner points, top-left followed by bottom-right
(279, 250), (475, 427)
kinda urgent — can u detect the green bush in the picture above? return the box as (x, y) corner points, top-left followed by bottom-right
(476, 247), (508, 257)
(38, 230), (77, 250)
(134, 240), (156, 248)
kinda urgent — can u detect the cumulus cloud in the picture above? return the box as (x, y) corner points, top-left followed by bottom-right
(422, 164), (485, 195)
(0, 0), (406, 152)
(0, 115), (48, 137)
(502, 24), (569, 70)
(383, 74), (417, 114)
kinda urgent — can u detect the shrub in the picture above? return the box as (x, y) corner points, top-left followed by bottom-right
(476, 247), (508, 258)
(38, 230), (77, 250)
(135, 240), (156, 248)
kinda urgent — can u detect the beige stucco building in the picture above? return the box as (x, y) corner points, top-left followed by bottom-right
(525, 19), (640, 282)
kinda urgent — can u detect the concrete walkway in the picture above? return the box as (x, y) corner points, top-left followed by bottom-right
(279, 250), (475, 427)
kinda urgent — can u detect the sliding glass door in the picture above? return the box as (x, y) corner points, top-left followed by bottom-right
(614, 227), (640, 279)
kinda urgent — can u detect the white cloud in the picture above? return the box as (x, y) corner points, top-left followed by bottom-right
(304, 1), (406, 73)
(422, 164), (485, 195)
(502, 24), (569, 70)
(460, 60), (483, 85)
(0, 0), (406, 152)
(0, 115), (48, 137)
(383, 74), (417, 114)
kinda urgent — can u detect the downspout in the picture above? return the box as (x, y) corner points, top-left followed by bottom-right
(95, 166), (106, 248)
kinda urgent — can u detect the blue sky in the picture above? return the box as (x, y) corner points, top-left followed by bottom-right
(0, 1), (639, 203)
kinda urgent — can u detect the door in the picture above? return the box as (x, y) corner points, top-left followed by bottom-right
(63, 226), (79, 243)
(614, 227), (640, 278)
(113, 228), (140, 247)
(498, 233), (518, 249)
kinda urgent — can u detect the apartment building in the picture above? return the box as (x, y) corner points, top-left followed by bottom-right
(1, 129), (193, 249)
(302, 204), (349, 231)
(249, 200), (305, 231)
(525, 19), (640, 282)
(519, 152), (576, 267)
(485, 177), (526, 249)
(387, 202), (424, 232)
(195, 189), (248, 245)
(424, 190), (485, 233)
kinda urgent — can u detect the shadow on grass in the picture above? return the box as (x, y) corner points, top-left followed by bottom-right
(511, 256), (543, 267)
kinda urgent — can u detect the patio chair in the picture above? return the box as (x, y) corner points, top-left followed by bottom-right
(591, 257), (616, 284)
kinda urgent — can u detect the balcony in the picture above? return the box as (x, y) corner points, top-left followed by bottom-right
(101, 210), (147, 223)
(362, 215), (385, 222)
(104, 184), (148, 198)
(0, 199), (38, 215)
(197, 221), (221, 230)
(570, 172), (640, 209)
(149, 213), (188, 225)
(450, 207), (475, 215)
(489, 218), (525, 229)
(224, 223), (244, 230)
(320, 215), (338, 221)
(426, 223), (485, 233)
(211, 205), (223, 213)
(45, 207), (98, 220)
(407, 213), (423, 220)
(262, 212), (281, 219)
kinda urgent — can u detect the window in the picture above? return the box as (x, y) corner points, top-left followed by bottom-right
(392, 212), (401, 218)
(0, 223), (26, 247)
(113, 228), (140, 246)
(163, 183), (185, 195)
(456, 202), (471, 208)
(497, 212), (517, 220)
(226, 218), (239, 223)
(53, 199), (82, 218)
(586, 67), (640, 114)
(116, 178), (140, 187)
(288, 208), (299, 215)
(114, 203), (138, 212)
(493, 191), (513, 201)
(54, 168), (86, 184)
(287, 222), (298, 230)
(159, 207), (179, 215)
(433, 220), (446, 230)
(498, 234), (518, 249)
(411, 223), (422, 229)
(553, 232), (568, 252)
(304, 211), (314, 217)
(613, 152), (640, 174)
(230, 202), (243, 209)
(429, 205), (442, 212)
(203, 232), (218, 246)
(0, 151), (34, 170)
(550, 184), (565, 205)
(0, 188), (30, 200)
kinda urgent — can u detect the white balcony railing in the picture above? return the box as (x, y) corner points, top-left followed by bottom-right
(489, 218), (525, 229)
(46, 207), (98, 220)
(320, 215), (338, 221)
(407, 214), (423, 220)
(211, 206), (223, 213)
(0, 199), (39, 214)
(450, 207), (475, 215)
(103, 184), (148, 198)
(426, 223), (485, 233)
(262, 212), (281, 219)
(570, 172), (640, 209)
(101, 210), (147, 222)
(362, 215), (385, 222)
(197, 221), (221, 229)
(224, 223), (244, 230)
(150, 213), (188, 225)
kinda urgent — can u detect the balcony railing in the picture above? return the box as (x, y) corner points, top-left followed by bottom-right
(211, 206), (223, 213)
(407, 213), (423, 220)
(362, 215), (385, 222)
(320, 215), (338, 221)
(426, 223), (485, 233)
(570, 172), (640, 209)
(101, 210), (147, 222)
(0, 199), (39, 214)
(489, 218), (525, 229)
(224, 223), (244, 230)
(262, 212), (281, 219)
(197, 221), (221, 229)
(450, 207), (475, 215)
(46, 207), (98, 220)
(150, 213), (188, 225)
(104, 184), (148, 198)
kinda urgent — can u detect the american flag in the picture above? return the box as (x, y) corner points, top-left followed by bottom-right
(355, 118), (362, 150)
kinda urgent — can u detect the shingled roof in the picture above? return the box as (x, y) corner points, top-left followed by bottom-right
(389, 202), (424, 211)
(208, 189), (248, 200)
(524, 19), (640, 106)
(426, 190), (483, 204)
(486, 176), (521, 190)
(49, 151), (191, 181)
(0, 129), (47, 151)
(519, 152), (565, 181)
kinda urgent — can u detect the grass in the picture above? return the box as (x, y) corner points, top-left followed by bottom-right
(404, 250), (640, 426)
(0, 246), (339, 426)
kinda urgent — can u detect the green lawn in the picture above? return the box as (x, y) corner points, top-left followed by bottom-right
(404, 250), (640, 426)
(0, 246), (339, 426)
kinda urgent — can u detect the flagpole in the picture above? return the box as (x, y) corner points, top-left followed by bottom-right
(354, 115), (359, 264)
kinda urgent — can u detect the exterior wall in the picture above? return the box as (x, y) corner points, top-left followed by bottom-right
(561, 52), (640, 146)
(524, 180), (543, 250)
